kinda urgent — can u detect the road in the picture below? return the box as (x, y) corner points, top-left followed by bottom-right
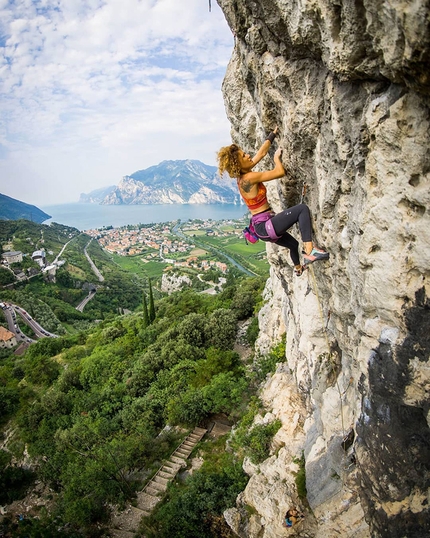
(84, 239), (105, 282)
(1, 302), (58, 342)
(76, 290), (96, 312)
(53, 236), (76, 264)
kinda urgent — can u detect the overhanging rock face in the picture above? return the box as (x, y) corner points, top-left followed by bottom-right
(216, 1), (430, 536)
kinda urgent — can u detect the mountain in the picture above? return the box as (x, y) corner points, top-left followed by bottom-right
(79, 185), (116, 203)
(0, 193), (51, 223)
(80, 160), (240, 205)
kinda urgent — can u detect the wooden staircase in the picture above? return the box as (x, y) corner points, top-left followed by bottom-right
(109, 427), (207, 537)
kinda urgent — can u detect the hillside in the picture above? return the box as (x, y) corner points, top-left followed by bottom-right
(0, 193), (51, 224)
(0, 220), (148, 329)
(0, 263), (268, 537)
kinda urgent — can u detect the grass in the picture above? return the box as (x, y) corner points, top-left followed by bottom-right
(199, 236), (269, 276)
(189, 248), (208, 257)
(112, 254), (169, 279)
(293, 453), (307, 501)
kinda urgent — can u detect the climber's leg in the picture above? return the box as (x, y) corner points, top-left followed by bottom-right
(274, 233), (300, 266)
(271, 204), (330, 265)
(270, 204), (313, 243)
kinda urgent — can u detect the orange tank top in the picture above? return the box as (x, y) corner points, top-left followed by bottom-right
(237, 180), (268, 211)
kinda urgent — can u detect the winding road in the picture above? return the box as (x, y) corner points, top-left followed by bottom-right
(84, 239), (104, 282)
(1, 302), (59, 342)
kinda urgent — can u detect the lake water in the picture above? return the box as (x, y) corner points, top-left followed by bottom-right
(40, 202), (249, 231)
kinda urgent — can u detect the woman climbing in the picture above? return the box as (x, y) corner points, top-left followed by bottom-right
(217, 128), (329, 275)
(283, 508), (305, 528)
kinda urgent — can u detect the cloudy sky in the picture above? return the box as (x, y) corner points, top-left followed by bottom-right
(0, 0), (234, 206)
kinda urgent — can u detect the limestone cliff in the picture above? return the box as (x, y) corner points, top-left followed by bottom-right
(216, 1), (430, 537)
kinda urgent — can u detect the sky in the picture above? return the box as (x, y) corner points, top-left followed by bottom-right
(0, 0), (234, 206)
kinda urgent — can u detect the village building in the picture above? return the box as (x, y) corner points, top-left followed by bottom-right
(0, 326), (17, 348)
(2, 251), (23, 264)
(32, 250), (46, 267)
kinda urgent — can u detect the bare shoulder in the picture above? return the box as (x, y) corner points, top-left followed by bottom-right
(239, 171), (262, 189)
(238, 175), (255, 193)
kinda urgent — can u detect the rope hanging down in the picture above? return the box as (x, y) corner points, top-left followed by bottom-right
(208, 0), (211, 12)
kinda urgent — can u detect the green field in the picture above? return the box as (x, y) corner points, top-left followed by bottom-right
(195, 235), (269, 276)
(112, 254), (169, 279)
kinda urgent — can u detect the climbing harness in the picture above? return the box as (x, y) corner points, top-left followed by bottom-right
(251, 210), (282, 241)
(243, 222), (259, 244)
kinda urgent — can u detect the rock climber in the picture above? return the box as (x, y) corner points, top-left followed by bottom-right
(217, 128), (329, 275)
(283, 508), (304, 528)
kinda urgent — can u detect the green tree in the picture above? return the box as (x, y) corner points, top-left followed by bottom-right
(205, 309), (237, 350)
(148, 278), (155, 322)
(176, 312), (207, 347)
(202, 372), (248, 415)
(142, 291), (150, 327)
(167, 387), (206, 425)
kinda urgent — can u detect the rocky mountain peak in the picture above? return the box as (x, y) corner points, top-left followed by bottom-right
(80, 160), (239, 205)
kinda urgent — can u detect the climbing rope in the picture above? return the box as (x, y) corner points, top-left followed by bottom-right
(300, 181), (307, 204)
(208, 0), (211, 12)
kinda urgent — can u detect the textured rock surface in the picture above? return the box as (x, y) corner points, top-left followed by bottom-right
(217, 0), (430, 537)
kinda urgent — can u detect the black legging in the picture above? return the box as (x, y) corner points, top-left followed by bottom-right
(253, 204), (312, 266)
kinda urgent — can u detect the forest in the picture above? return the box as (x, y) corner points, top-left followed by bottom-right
(0, 253), (285, 537)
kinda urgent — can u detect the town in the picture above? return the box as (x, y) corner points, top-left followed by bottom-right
(84, 218), (249, 274)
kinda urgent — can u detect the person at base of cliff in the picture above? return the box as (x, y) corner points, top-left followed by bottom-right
(216, 127), (329, 276)
(283, 508), (304, 528)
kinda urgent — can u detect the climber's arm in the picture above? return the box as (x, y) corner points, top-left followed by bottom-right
(243, 148), (285, 184)
(251, 126), (278, 165)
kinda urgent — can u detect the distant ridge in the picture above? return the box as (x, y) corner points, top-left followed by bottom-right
(80, 159), (240, 205)
(79, 185), (116, 204)
(0, 193), (51, 224)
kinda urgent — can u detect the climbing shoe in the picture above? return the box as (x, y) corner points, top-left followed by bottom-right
(294, 265), (307, 276)
(303, 247), (330, 265)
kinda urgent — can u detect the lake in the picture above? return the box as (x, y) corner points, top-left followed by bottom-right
(40, 203), (249, 231)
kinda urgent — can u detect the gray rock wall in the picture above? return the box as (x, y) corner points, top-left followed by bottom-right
(216, 1), (430, 536)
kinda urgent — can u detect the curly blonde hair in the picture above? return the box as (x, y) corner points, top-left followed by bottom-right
(216, 144), (241, 178)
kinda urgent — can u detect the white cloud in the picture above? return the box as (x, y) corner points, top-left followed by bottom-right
(0, 0), (233, 205)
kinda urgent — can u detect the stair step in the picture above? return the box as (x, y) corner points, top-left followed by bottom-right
(159, 470), (174, 479)
(153, 476), (169, 485)
(189, 432), (204, 440)
(150, 481), (167, 492)
(193, 427), (207, 434)
(145, 486), (162, 497)
(170, 455), (186, 465)
(164, 461), (181, 470)
(176, 448), (191, 457)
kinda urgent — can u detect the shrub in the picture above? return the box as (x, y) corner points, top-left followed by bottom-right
(293, 453), (307, 500)
(242, 419), (282, 464)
